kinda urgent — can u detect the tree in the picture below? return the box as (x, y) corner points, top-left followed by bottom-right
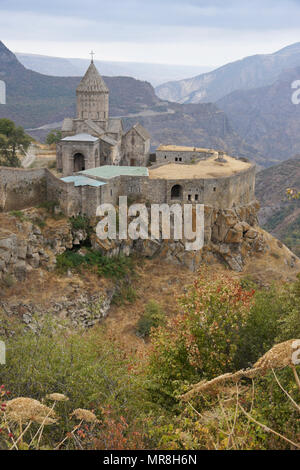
(46, 129), (62, 146)
(0, 118), (31, 167)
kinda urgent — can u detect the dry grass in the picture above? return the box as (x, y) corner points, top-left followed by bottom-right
(149, 155), (251, 179)
(104, 258), (198, 355)
(240, 228), (300, 283)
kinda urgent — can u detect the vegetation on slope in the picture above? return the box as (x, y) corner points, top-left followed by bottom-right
(256, 156), (300, 256)
(0, 271), (299, 450)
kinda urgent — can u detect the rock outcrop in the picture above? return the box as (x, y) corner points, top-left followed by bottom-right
(92, 201), (268, 272)
(0, 210), (87, 282)
(0, 291), (115, 331)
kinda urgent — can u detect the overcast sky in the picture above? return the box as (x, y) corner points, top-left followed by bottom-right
(1, 0), (300, 66)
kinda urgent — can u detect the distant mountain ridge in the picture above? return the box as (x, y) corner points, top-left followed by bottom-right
(0, 40), (266, 165)
(217, 66), (300, 161)
(0, 41), (160, 128)
(15, 52), (211, 87)
(156, 42), (300, 103)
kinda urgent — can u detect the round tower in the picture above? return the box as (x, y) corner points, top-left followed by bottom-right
(76, 59), (109, 128)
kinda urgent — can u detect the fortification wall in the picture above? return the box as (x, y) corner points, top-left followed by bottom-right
(0, 159), (256, 218)
(156, 149), (215, 164)
(0, 167), (85, 217)
(46, 170), (82, 216)
(0, 167), (47, 212)
(134, 165), (255, 209)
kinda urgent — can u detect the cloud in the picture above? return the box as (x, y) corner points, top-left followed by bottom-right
(1, 1), (300, 65)
(2, 0), (300, 30)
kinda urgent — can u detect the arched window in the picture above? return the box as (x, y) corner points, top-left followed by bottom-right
(171, 184), (182, 199)
(73, 153), (85, 172)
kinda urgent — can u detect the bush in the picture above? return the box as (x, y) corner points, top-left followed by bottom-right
(136, 300), (165, 338)
(69, 215), (91, 232)
(113, 285), (138, 306)
(0, 317), (147, 448)
(146, 272), (300, 409)
(9, 210), (27, 222)
(56, 249), (135, 280)
(147, 274), (255, 406)
(234, 285), (287, 369)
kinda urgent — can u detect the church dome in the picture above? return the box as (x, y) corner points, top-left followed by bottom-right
(76, 61), (109, 93)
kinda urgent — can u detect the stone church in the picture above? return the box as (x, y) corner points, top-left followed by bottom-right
(56, 59), (151, 177)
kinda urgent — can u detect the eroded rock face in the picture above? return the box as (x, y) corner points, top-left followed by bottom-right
(0, 290), (116, 331)
(91, 200), (267, 272)
(0, 200), (294, 278)
(0, 214), (88, 282)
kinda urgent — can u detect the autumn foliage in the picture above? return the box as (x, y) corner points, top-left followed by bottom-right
(147, 273), (255, 404)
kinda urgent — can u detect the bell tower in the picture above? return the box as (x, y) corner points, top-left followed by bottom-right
(76, 53), (109, 128)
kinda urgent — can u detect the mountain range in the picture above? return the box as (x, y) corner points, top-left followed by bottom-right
(156, 42), (300, 162)
(217, 67), (300, 161)
(15, 53), (211, 87)
(156, 42), (300, 103)
(0, 40), (263, 164)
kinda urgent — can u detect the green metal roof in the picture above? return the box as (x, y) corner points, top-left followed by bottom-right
(79, 166), (149, 179)
(61, 175), (106, 187)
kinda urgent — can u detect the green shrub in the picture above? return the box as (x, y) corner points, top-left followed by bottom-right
(146, 274), (256, 406)
(0, 317), (146, 446)
(113, 285), (138, 305)
(56, 249), (135, 280)
(146, 273), (300, 409)
(136, 300), (165, 338)
(9, 210), (27, 221)
(234, 285), (286, 369)
(69, 215), (91, 232)
(32, 217), (46, 228)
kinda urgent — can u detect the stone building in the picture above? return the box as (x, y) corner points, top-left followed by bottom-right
(122, 124), (151, 166)
(156, 145), (216, 164)
(56, 60), (150, 176)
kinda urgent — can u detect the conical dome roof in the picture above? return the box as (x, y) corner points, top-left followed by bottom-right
(76, 61), (109, 93)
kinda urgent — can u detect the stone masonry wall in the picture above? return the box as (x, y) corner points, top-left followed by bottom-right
(0, 167), (47, 212)
(156, 149), (216, 164)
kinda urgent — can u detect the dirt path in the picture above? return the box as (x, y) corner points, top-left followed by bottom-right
(22, 144), (37, 168)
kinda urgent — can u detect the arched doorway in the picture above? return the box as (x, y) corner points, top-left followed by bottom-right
(73, 153), (85, 172)
(171, 184), (182, 199)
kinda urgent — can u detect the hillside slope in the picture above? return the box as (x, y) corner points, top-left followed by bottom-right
(0, 41), (160, 128)
(156, 42), (300, 104)
(123, 103), (266, 164)
(0, 41), (264, 164)
(256, 156), (300, 255)
(217, 66), (300, 161)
